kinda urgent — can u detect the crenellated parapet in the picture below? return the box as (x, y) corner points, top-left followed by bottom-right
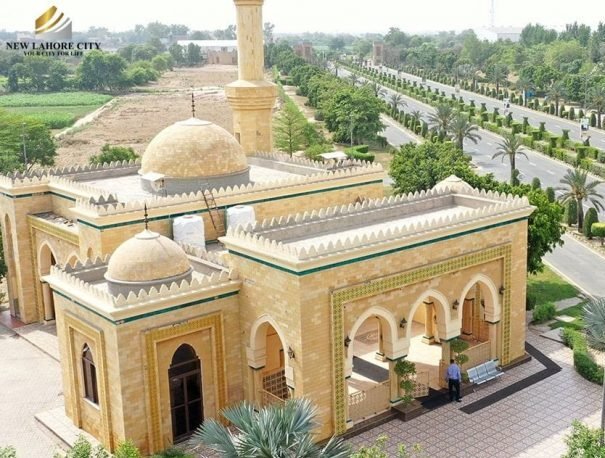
(220, 178), (535, 264)
(73, 161), (385, 218)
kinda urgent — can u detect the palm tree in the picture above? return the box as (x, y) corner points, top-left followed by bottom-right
(583, 297), (605, 445)
(389, 93), (407, 113)
(190, 399), (350, 457)
(547, 81), (566, 116)
(427, 103), (455, 137)
(347, 72), (359, 86)
(365, 81), (386, 98)
(557, 167), (604, 231)
(588, 85), (605, 129)
(488, 63), (508, 93)
(410, 110), (423, 124)
(448, 113), (482, 151)
(515, 75), (534, 107)
(492, 132), (528, 185)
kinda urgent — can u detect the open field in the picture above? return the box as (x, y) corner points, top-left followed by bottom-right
(55, 65), (238, 167)
(0, 91), (113, 129)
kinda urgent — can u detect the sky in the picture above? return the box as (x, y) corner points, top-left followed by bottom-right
(2, 0), (605, 35)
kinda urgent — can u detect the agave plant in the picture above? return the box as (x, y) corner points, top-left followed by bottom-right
(189, 398), (350, 458)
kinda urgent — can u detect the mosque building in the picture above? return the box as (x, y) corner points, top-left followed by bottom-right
(0, 0), (534, 454)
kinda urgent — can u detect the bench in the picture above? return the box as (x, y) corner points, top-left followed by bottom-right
(466, 360), (504, 385)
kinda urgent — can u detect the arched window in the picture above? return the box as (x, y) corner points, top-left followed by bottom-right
(169, 344), (203, 440)
(82, 344), (99, 404)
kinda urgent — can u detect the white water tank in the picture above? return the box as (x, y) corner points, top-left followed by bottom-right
(173, 215), (205, 248)
(226, 205), (256, 230)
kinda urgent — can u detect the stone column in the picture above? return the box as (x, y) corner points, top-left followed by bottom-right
(234, 0), (265, 81)
(488, 322), (498, 360)
(421, 301), (435, 344)
(388, 360), (399, 403)
(42, 282), (54, 321)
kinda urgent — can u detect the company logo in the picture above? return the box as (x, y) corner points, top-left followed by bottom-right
(5, 5), (101, 56)
(35, 5), (72, 40)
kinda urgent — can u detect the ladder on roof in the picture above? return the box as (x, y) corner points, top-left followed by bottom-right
(201, 187), (224, 237)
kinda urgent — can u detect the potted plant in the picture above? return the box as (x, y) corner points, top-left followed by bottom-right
(393, 359), (424, 421)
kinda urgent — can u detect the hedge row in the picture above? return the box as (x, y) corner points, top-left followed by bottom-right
(399, 65), (600, 126)
(344, 62), (605, 180)
(345, 145), (375, 162)
(562, 328), (604, 385)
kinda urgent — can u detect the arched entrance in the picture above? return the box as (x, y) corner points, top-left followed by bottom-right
(38, 243), (57, 321)
(346, 309), (398, 424)
(2, 215), (19, 318)
(249, 317), (290, 407)
(405, 291), (450, 391)
(169, 344), (203, 441)
(457, 275), (502, 366)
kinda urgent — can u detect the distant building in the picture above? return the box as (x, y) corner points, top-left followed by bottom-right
(294, 42), (314, 62)
(177, 39), (238, 65)
(372, 41), (385, 66)
(475, 27), (522, 43)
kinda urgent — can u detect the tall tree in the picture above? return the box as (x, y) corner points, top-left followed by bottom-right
(448, 113), (481, 151)
(588, 85), (605, 129)
(557, 167), (604, 231)
(274, 100), (307, 156)
(388, 93), (406, 113)
(486, 63), (508, 93)
(427, 103), (455, 137)
(190, 399), (350, 457)
(0, 111), (56, 173)
(186, 43), (203, 67)
(547, 81), (566, 116)
(516, 75), (535, 107)
(492, 133), (528, 185)
(389, 142), (563, 274)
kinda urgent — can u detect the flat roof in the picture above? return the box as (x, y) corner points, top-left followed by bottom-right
(80, 164), (305, 202)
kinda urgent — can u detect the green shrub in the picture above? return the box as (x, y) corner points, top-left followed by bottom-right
(584, 208), (599, 238)
(592, 223), (605, 245)
(532, 302), (556, 322)
(90, 144), (139, 165)
(546, 187), (556, 203)
(599, 151), (605, 164)
(564, 421), (605, 457)
(531, 177), (541, 190)
(152, 448), (194, 458)
(0, 447), (16, 458)
(304, 143), (332, 159)
(562, 328), (604, 385)
(345, 148), (375, 163)
(526, 295), (536, 311)
(565, 200), (578, 226)
(114, 440), (142, 458)
(349, 144), (369, 154)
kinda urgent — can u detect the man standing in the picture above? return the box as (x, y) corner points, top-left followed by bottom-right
(446, 358), (462, 402)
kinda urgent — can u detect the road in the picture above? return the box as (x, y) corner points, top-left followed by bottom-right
(374, 64), (605, 146)
(338, 66), (605, 296)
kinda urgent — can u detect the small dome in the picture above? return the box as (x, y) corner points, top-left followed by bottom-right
(106, 230), (191, 283)
(140, 118), (248, 179)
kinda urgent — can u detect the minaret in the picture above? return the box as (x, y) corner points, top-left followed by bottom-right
(226, 0), (277, 155)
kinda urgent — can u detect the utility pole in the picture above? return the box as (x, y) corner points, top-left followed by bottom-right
(489, 0), (496, 29)
(21, 122), (28, 170)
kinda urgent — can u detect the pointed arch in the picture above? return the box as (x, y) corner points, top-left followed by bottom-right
(38, 242), (58, 275)
(405, 289), (456, 341)
(458, 273), (501, 323)
(66, 252), (80, 268)
(346, 306), (402, 370)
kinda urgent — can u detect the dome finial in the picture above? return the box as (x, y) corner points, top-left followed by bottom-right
(191, 91), (196, 118)
(143, 202), (149, 230)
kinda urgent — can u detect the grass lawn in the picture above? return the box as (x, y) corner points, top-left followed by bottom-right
(0, 92), (111, 129)
(549, 303), (585, 331)
(527, 266), (579, 306)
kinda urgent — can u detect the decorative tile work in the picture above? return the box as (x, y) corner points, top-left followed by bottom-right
(143, 313), (226, 452)
(64, 313), (112, 449)
(330, 244), (512, 434)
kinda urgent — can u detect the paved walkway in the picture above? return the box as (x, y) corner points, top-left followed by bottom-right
(0, 325), (64, 457)
(346, 331), (601, 457)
